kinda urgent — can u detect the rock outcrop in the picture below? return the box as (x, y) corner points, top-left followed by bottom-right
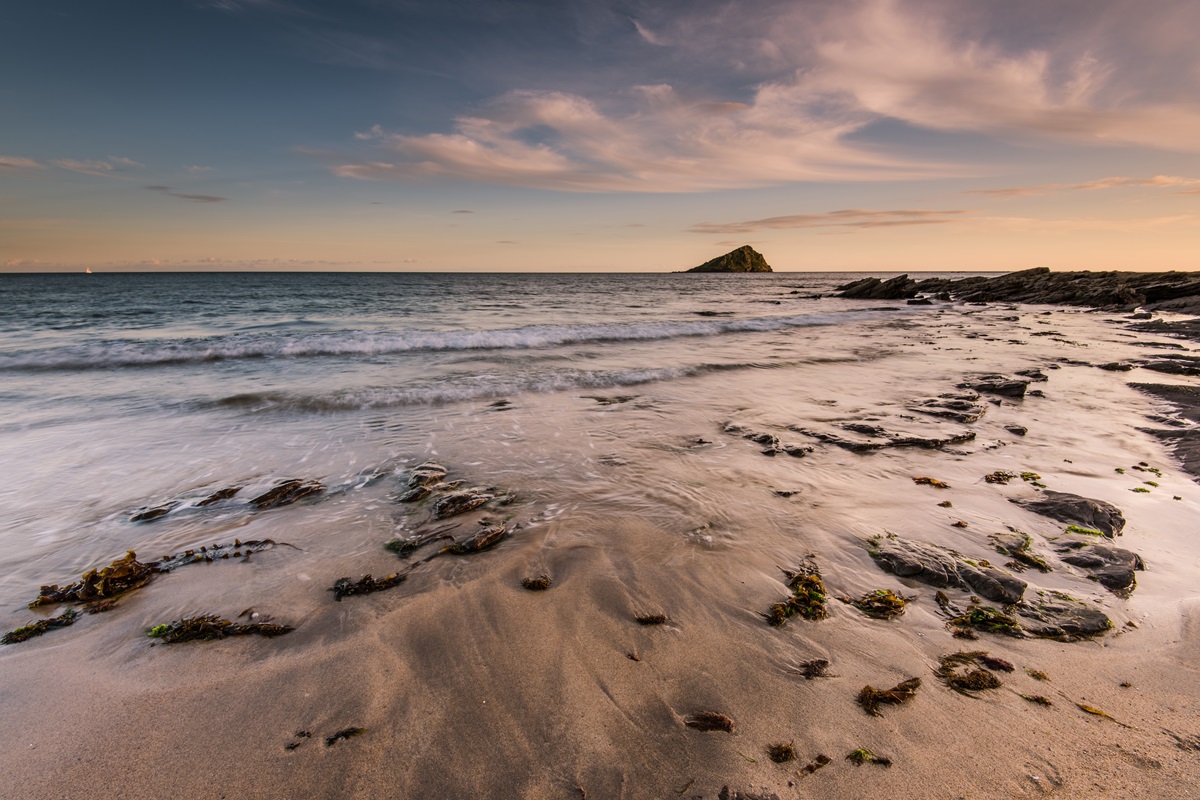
(684, 245), (772, 273)
(836, 274), (918, 300)
(869, 536), (1027, 605)
(1014, 490), (1126, 537)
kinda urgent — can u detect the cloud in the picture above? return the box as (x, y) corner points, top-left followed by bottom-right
(324, 0), (1200, 193)
(968, 175), (1200, 197)
(689, 208), (970, 234)
(185, 165), (212, 173)
(51, 156), (144, 178)
(452, 209), (474, 214)
(0, 156), (42, 170)
(146, 185), (229, 203)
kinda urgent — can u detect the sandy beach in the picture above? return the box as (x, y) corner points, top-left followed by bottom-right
(3, 281), (1200, 799)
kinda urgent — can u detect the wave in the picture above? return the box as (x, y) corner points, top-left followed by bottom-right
(0, 311), (889, 371)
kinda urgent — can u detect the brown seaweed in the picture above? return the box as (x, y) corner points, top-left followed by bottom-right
(913, 476), (951, 488)
(856, 677), (920, 716)
(765, 561), (827, 627)
(1021, 694), (1053, 706)
(2, 609), (79, 645)
(789, 658), (833, 680)
(521, 575), (553, 591)
(325, 727), (366, 745)
(249, 478), (324, 509)
(984, 470), (1017, 485)
(196, 485), (243, 506)
(147, 614), (293, 643)
(634, 613), (669, 625)
(767, 742), (796, 763)
(442, 522), (508, 555)
(936, 652), (1004, 695)
(846, 748), (892, 767)
(151, 538), (287, 571)
(685, 712), (735, 732)
(799, 754), (832, 776)
(129, 503), (178, 522)
(840, 588), (907, 620)
(329, 573), (406, 601)
(30, 550), (158, 608)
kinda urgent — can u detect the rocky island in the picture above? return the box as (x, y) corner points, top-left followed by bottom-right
(684, 245), (772, 273)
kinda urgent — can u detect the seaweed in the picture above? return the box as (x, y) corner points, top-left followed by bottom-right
(765, 561), (827, 627)
(840, 589), (907, 620)
(250, 478), (324, 509)
(984, 470), (1017, 484)
(634, 613), (669, 625)
(329, 573), (406, 601)
(442, 522), (508, 555)
(521, 575), (553, 591)
(846, 748), (892, 767)
(1130, 487), (1150, 493)
(151, 538), (286, 571)
(952, 520), (969, 528)
(432, 489), (493, 520)
(147, 614), (293, 643)
(195, 485), (242, 507)
(856, 677), (920, 717)
(1026, 669), (1049, 681)
(767, 742), (796, 763)
(30, 550), (159, 608)
(325, 727), (365, 745)
(913, 476), (951, 488)
(979, 655), (1014, 672)
(799, 754), (831, 776)
(1020, 472), (1041, 482)
(130, 503), (178, 522)
(2, 609), (79, 645)
(789, 658), (833, 680)
(1065, 525), (1105, 537)
(937, 500), (953, 508)
(992, 533), (1052, 573)
(685, 712), (735, 732)
(935, 652), (1004, 695)
(948, 605), (1022, 637)
(1021, 694), (1053, 706)
(84, 599), (120, 614)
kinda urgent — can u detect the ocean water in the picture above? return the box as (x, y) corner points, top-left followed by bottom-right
(0, 271), (950, 602)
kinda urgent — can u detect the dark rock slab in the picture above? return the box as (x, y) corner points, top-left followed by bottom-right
(871, 536), (1026, 604)
(837, 274), (918, 300)
(1014, 490), (1126, 537)
(1018, 592), (1112, 640)
(912, 393), (986, 423)
(960, 374), (1030, 398)
(250, 479), (325, 510)
(914, 267), (1200, 312)
(1055, 535), (1144, 593)
(797, 426), (975, 452)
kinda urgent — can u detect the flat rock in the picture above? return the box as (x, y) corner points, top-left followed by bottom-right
(1055, 535), (1144, 593)
(871, 536), (1026, 605)
(1017, 593), (1113, 640)
(1015, 490), (1126, 537)
(837, 274), (918, 300)
(912, 393), (986, 423)
(960, 374), (1030, 398)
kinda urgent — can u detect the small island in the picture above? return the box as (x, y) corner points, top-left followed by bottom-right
(684, 245), (772, 273)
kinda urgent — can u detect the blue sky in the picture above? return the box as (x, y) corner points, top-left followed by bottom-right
(3, 0), (1200, 271)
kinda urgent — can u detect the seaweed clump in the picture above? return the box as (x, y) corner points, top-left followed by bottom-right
(948, 605), (1022, 637)
(2, 609), (79, 645)
(329, 573), (406, 601)
(325, 727), (366, 745)
(935, 652), (1004, 695)
(799, 754), (832, 776)
(147, 614), (293, 643)
(521, 575), (553, 591)
(790, 658), (833, 680)
(766, 742), (796, 763)
(846, 748), (892, 767)
(442, 522), (508, 555)
(634, 613), (669, 625)
(1021, 694), (1053, 706)
(913, 476), (951, 488)
(30, 550), (158, 608)
(765, 561), (827, 627)
(249, 478), (324, 510)
(841, 588), (907, 620)
(984, 470), (1017, 484)
(685, 711), (735, 732)
(856, 677), (920, 717)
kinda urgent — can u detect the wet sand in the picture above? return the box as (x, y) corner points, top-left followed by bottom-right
(3, 299), (1200, 799)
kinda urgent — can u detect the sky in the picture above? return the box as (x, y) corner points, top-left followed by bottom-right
(2, 0), (1200, 273)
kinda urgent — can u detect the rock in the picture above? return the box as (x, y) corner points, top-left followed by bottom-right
(1055, 535), (1144, 593)
(837, 274), (918, 300)
(431, 489), (493, 519)
(1098, 362), (1135, 371)
(408, 463), (448, 486)
(961, 374), (1030, 398)
(912, 393), (986, 423)
(129, 503), (177, 522)
(913, 268), (1200, 312)
(1014, 369), (1049, 382)
(870, 536), (1026, 604)
(684, 245), (772, 273)
(1005, 425), (1028, 436)
(1015, 490), (1126, 537)
(907, 297), (933, 305)
(396, 485), (433, 503)
(798, 426), (975, 452)
(1017, 592), (1112, 640)
(1142, 355), (1200, 376)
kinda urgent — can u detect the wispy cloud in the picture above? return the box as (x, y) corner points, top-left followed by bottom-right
(0, 156), (43, 170)
(968, 175), (1200, 197)
(185, 165), (212, 173)
(326, 0), (1200, 194)
(690, 208), (970, 234)
(452, 209), (474, 214)
(50, 156), (143, 178)
(146, 185), (229, 203)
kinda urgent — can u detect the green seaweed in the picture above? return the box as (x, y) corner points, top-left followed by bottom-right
(1065, 525), (1105, 537)
(1115, 468), (1125, 474)
(841, 589), (907, 620)
(984, 470), (1017, 484)
(856, 677), (920, 717)
(766, 561), (827, 627)
(1020, 472), (1041, 482)
(1130, 487), (1150, 493)
(846, 748), (892, 767)
(147, 614), (293, 643)
(2, 609), (79, 645)
(1026, 669), (1049, 681)
(949, 606), (1022, 637)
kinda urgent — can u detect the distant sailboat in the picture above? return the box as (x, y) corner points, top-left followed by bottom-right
(85, 267), (93, 274)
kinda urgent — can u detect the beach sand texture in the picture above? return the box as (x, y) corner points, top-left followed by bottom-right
(2, 282), (1199, 799)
